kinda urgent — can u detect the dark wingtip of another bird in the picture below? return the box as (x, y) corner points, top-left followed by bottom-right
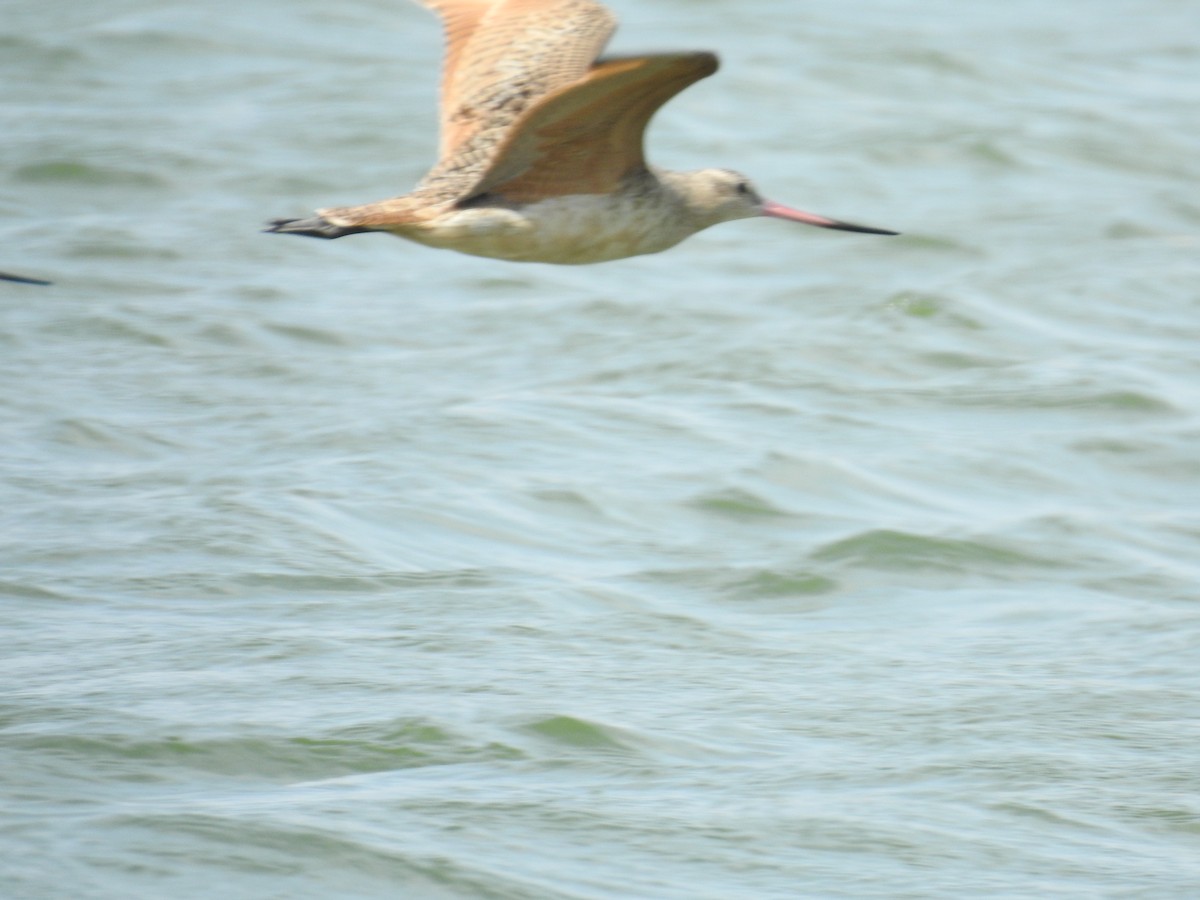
(0, 271), (52, 285)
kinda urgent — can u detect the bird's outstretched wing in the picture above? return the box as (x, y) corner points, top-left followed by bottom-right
(415, 0), (616, 188)
(466, 52), (718, 203)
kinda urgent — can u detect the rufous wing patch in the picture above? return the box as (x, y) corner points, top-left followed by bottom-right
(416, 1), (493, 156)
(467, 52), (719, 203)
(417, 0), (616, 168)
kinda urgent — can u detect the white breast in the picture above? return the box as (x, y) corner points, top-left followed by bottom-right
(399, 193), (697, 265)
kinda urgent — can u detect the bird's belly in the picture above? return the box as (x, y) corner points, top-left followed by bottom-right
(399, 196), (691, 265)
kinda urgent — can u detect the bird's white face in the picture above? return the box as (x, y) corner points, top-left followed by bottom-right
(682, 168), (899, 236)
(684, 168), (769, 226)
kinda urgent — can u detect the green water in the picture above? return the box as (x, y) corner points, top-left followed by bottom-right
(4, 0), (1200, 897)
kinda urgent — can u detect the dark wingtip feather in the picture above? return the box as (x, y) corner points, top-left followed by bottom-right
(0, 271), (52, 285)
(263, 217), (374, 239)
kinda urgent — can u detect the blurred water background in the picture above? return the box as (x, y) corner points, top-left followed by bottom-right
(4, 0), (1200, 897)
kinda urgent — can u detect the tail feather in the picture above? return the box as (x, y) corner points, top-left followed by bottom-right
(264, 216), (374, 240)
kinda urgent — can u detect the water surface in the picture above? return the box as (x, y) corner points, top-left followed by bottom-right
(3, 1), (1200, 897)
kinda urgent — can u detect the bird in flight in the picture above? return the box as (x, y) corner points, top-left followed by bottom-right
(267, 0), (896, 264)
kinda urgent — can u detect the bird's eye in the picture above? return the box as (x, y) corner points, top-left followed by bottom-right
(736, 181), (751, 196)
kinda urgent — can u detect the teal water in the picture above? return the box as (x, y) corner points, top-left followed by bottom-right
(4, 1), (1200, 897)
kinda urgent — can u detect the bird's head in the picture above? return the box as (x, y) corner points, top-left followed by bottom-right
(676, 168), (898, 236)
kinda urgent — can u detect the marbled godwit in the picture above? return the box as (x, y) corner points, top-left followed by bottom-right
(266, 0), (896, 264)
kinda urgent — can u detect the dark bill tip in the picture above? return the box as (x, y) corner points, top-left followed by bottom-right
(822, 220), (901, 236)
(760, 200), (899, 236)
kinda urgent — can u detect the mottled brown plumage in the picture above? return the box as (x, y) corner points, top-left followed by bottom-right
(266, 0), (896, 264)
(425, 0), (617, 184)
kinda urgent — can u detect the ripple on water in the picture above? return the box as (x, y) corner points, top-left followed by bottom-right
(14, 160), (168, 190)
(811, 528), (1060, 576)
(11, 721), (523, 785)
(6, 0), (1200, 897)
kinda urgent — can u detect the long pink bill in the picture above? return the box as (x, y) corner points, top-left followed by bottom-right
(761, 200), (898, 236)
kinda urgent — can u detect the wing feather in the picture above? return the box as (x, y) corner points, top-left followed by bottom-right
(415, 0), (616, 180)
(465, 52), (719, 203)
